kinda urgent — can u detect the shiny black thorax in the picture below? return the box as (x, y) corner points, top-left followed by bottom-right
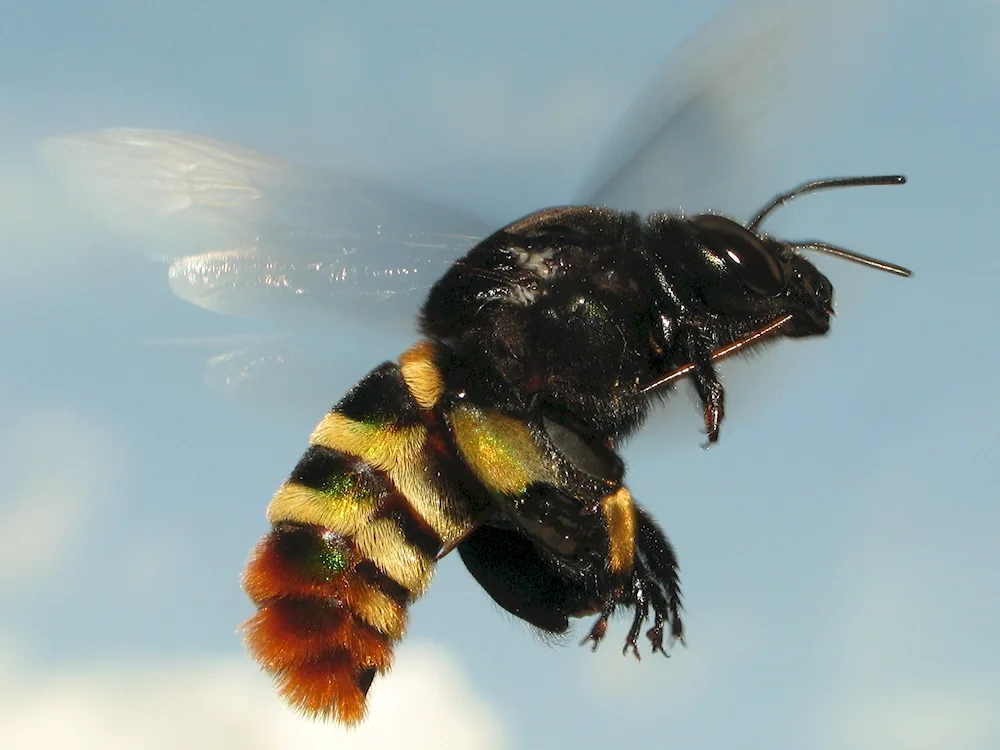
(417, 204), (836, 645)
(420, 204), (834, 444)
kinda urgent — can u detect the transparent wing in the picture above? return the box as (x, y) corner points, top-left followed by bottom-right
(40, 128), (491, 327)
(40, 0), (898, 424)
(579, 0), (901, 437)
(582, 0), (895, 219)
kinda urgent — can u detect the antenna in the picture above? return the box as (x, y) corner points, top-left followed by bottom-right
(794, 241), (911, 277)
(748, 175), (906, 232)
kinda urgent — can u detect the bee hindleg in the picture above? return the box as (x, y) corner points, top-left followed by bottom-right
(638, 559), (670, 655)
(623, 570), (651, 659)
(634, 504), (685, 649)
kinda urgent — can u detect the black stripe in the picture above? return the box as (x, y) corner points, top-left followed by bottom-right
(269, 522), (354, 579)
(354, 558), (412, 605)
(373, 491), (443, 560)
(336, 362), (422, 427)
(356, 667), (377, 695)
(350, 610), (393, 645)
(289, 445), (388, 501)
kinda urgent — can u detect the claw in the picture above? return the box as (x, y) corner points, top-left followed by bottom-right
(623, 587), (650, 658)
(696, 371), (725, 447)
(702, 395), (724, 446)
(622, 638), (642, 660)
(647, 624), (667, 655)
(581, 614), (609, 651)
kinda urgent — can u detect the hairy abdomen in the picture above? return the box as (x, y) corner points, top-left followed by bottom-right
(242, 346), (475, 724)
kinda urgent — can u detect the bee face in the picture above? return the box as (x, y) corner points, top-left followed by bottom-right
(781, 253), (835, 337)
(661, 213), (835, 339)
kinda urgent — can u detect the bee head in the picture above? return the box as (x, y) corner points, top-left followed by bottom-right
(684, 212), (834, 337)
(640, 176), (910, 397)
(682, 174), (910, 340)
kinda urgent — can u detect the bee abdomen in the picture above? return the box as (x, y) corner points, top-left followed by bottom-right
(242, 522), (410, 724)
(241, 350), (471, 724)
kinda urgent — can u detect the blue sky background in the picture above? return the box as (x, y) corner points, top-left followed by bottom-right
(2, 1), (998, 748)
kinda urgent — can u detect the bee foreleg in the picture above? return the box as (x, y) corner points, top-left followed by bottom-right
(679, 322), (726, 444)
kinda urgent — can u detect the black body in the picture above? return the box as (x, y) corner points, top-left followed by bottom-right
(419, 204), (837, 651)
(422, 206), (832, 443)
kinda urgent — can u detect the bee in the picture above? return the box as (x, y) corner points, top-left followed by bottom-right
(240, 175), (910, 724)
(38, 0), (910, 727)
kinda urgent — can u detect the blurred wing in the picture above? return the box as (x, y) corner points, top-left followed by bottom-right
(40, 0), (899, 426)
(581, 0), (897, 219)
(580, 0), (902, 438)
(40, 128), (491, 326)
(200, 331), (392, 420)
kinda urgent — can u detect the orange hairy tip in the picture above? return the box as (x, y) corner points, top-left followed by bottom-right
(276, 652), (375, 725)
(243, 599), (392, 673)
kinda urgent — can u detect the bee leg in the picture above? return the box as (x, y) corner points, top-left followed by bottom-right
(634, 504), (685, 649)
(626, 547), (687, 657)
(641, 566), (670, 655)
(581, 604), (615, 651)
(680, 324), (726, 444)
(457, 524), (574, 634)
(701, 386), (725, 445)
(622, 572), (651, 659)
(691, 364), (725, 445)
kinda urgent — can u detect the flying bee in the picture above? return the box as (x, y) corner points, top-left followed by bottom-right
(38, 0), (910, 727)
(240, 174), (910, 723)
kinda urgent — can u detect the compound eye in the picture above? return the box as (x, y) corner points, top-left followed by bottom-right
(690, 214), (785, 296)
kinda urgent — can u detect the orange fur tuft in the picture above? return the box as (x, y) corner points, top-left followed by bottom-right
(276, 652), (370, 724)
(242, 524), (402, 724)
(243, 599), (392, 672)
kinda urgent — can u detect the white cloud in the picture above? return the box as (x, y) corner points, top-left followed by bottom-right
(0, 643), (505, 750)
(0, 404), (123, 590)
